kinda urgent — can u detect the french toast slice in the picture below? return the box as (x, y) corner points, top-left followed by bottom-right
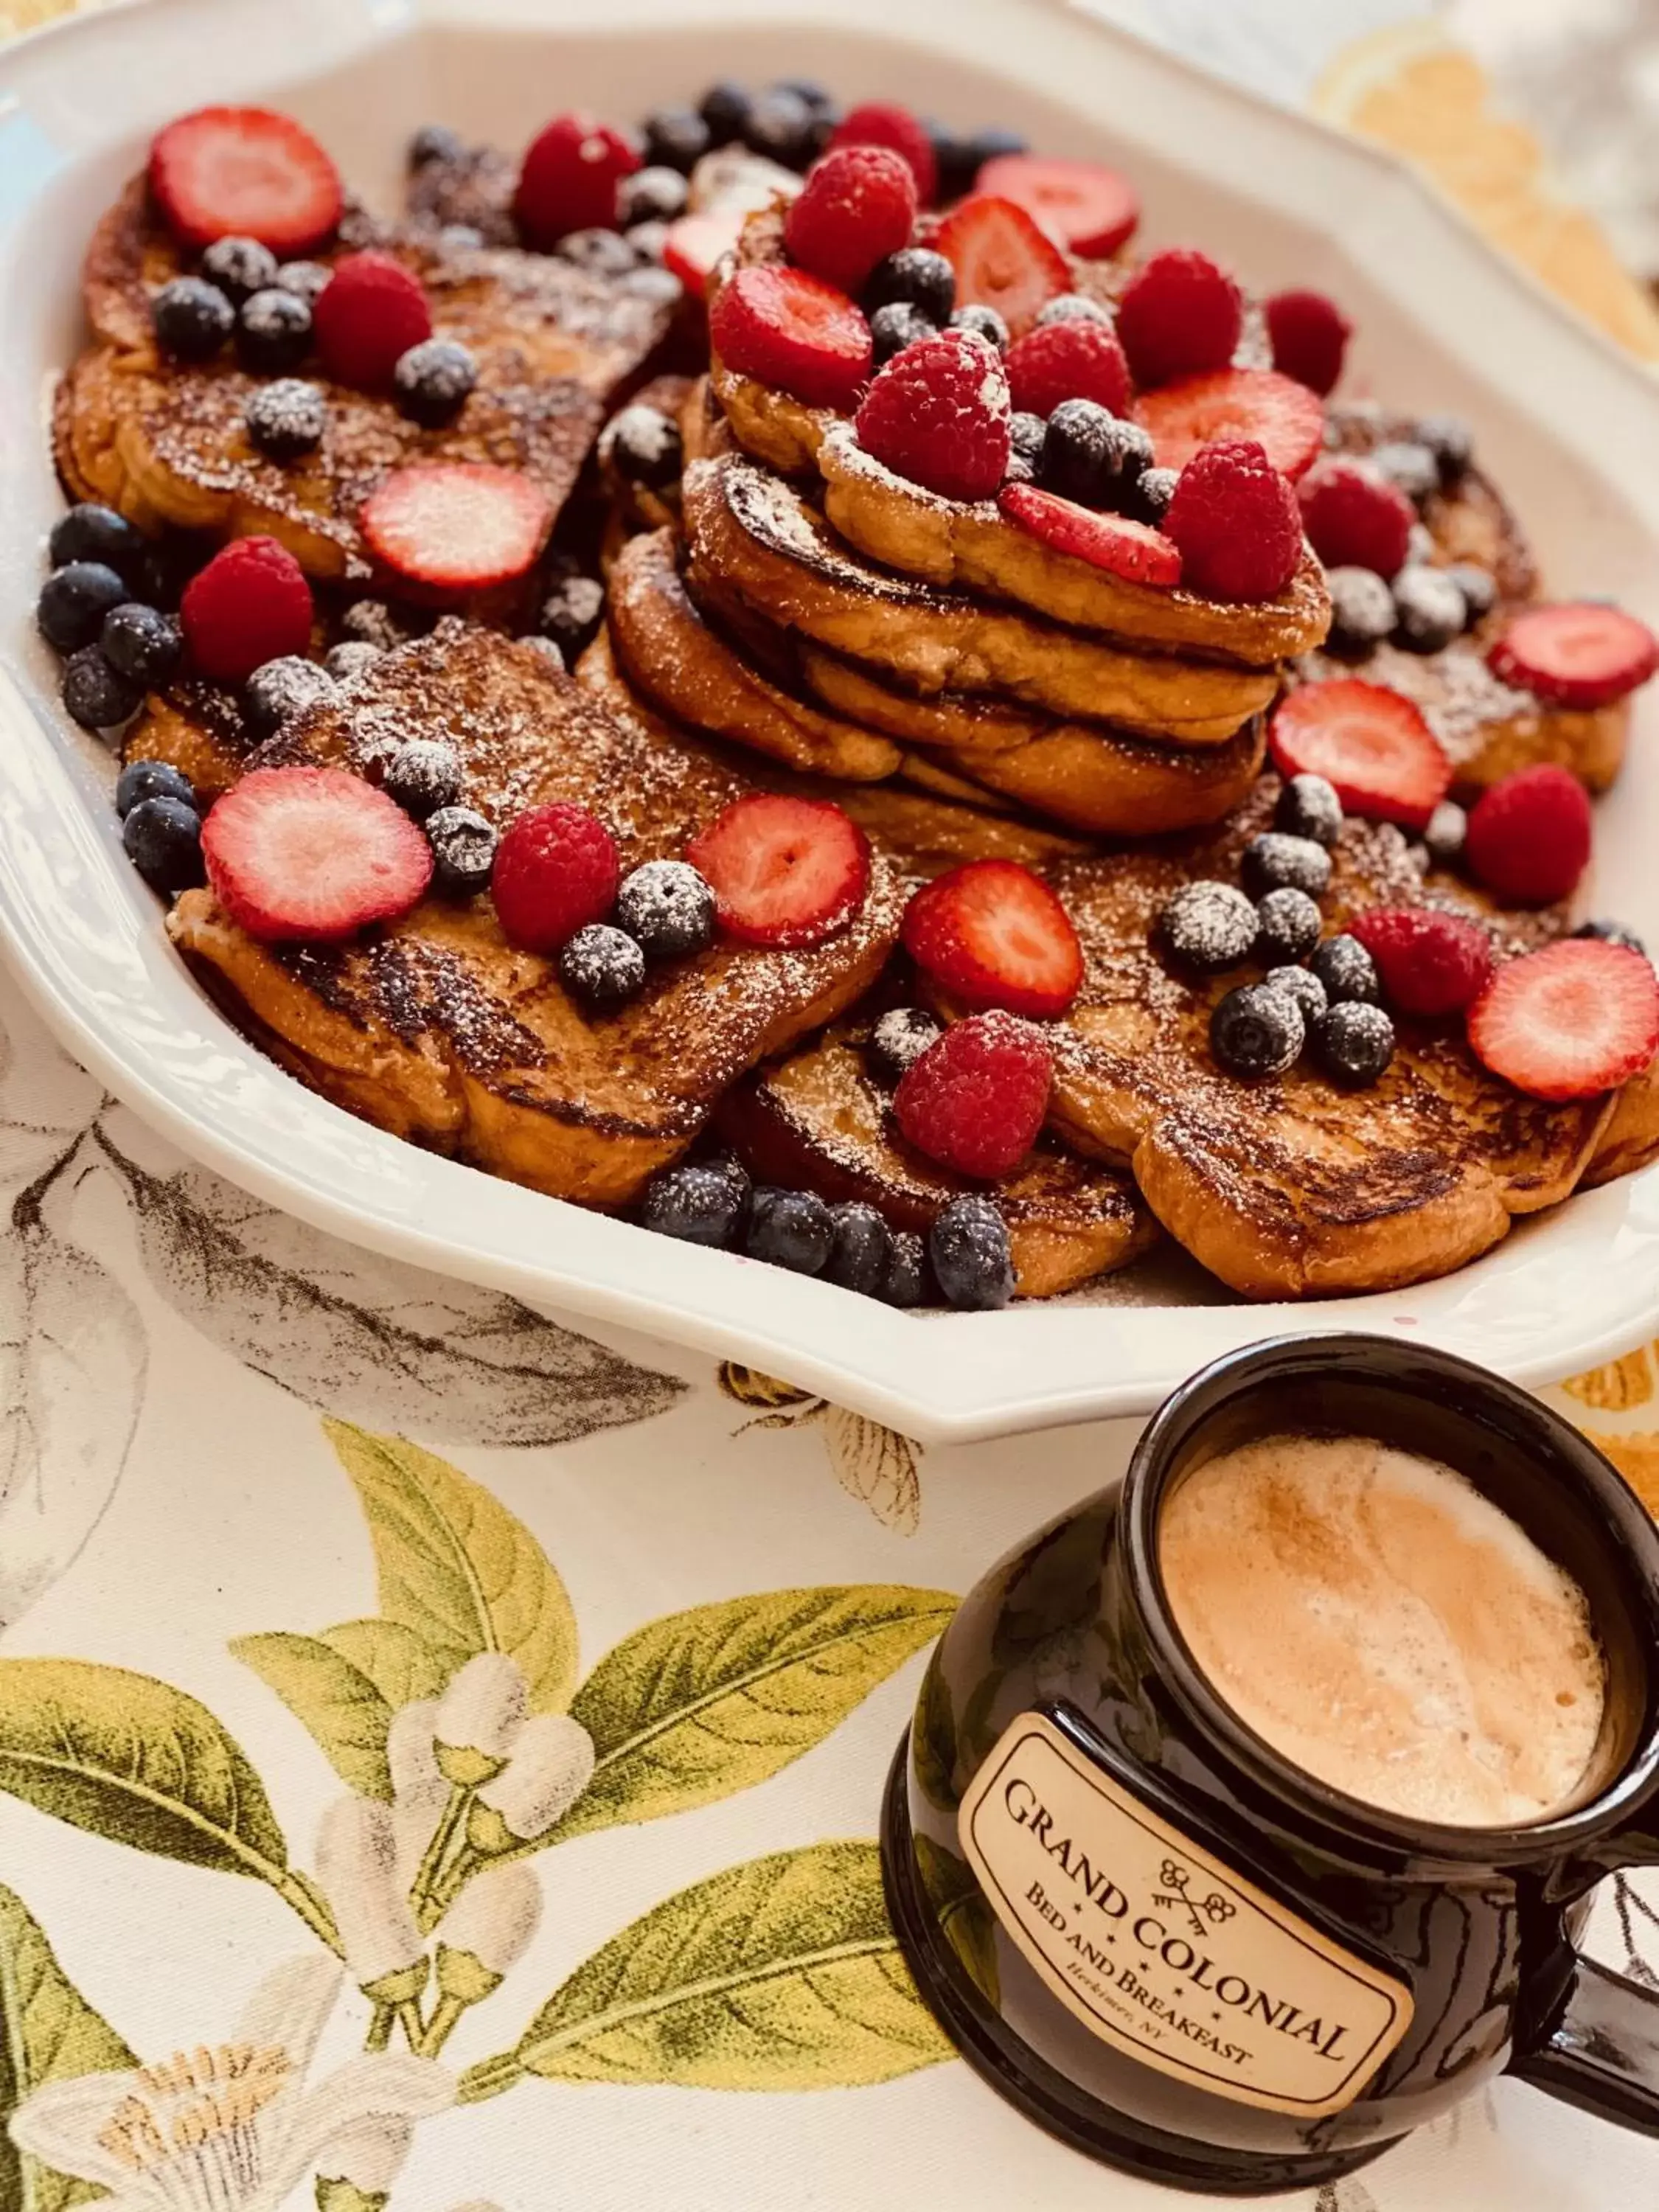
(167, 624), (902, 1203)
(718, 1018), (1157, 1300)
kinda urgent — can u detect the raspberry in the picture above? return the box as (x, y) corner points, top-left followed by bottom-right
(1264, 288), (1352, 397)
(827, 102), (938, 204)
(893, 1012), (1054, 1179)
(784, 145), (917, 294)
(492, 802), (620, 953)
(180, 537), (314, 684)
(1348, 907), (1494, 1017)
(710, 264), (873, 412)
(852, 329), (1011, 502)
(1004, 319), (1130, 418)
(513, 112), (640, 248)
(1163, 439), (1301, 602)
(313, 252), (432, 390)
(1115, 248), (1242, 388)
(1464, 765), (1593, 907)
(1297, 458), (1414, 578)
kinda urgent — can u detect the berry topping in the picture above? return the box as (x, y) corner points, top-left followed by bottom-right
(425, 805), (497, 896)
(557, 227), (641, 279)
(491, 803), (619, 954)
(939, 125), (1030, 202)
(928, 1194), (1016, 1311)
(827, 103), (937, 203)
(1135, 368), (1324, 481)
(1312, 999), (1395, 1086)
(1308, 933), (1380, 1005)
(1116, 248), (1242, 388)
(243, 654), (335, 738)
(644, 107), (712, 175)
(1297, 458), (1414, 577)
(743, 88), (819, 170)
(871, 1005), (943, 1083)
(854, 327), (1011, 501)
(49, 503), (144, 577)
(1468, 940), (1659, 1102)
(123, 795), (205, 897)
(1370, 440), (1441, 504)
(933, 195), (1070, 340)
(313, 252), (432, 389)
(234, 285), (312, 375)
(1211, 982), (1304, 1080)
(884, 1228), (928, 1308)
(1037, 293), (1111, 328)
(1488, 602), (1659, 709)
(513, 113), (641, 247)
(245, 378), (327, 460)
(1276, 771), (1344, 848)
(151, 276), (234, 361)
(1325, 565), (1397, 652)
(642, 1161), (748, 1249)
(361, 463), (553, 594)
(902, 857), (1083, 1018)
(1160, 880), (1258, 970)
(61, 649), (139, 732)
(38, 561), (128, 654)
(1464, 762), (1593, 907)
(745, 1186), (835, 1275)
(1424, 799), (1468, 863)
(538, 571), (605, 661)
(408, 123), (465, 170)
(616, 858), (717, 961)
(998, 483), (1180, 586)
(710, 263), (874, 412)
(116, 759), (195, 818)
(1263, 288), (1352, 397)
(325, 641), (381, 684)
(1254, 886), (1322, 964)
(1269, 680), (1451, 830)
(1417, 414), (1474, 482)
(687, 792), (869, 949)
(1005, 318), (1130, 419)
(147, 107), (342, 255)
(1004, 408), (1047, 484)
(276, 260), (332, 305)
(619, 166), (689, 227)
(825, 1203), (894, 1297)
(1392, 566), (1467, 654)
(201, 765), (433, 941)
(201, 234), (279, 304)
(974, 153), (1140, 260)
(1242, 832), (1332, 900)
(1163, 438), (1301, 602)
(894, 1013), (1053, 1180)
(1265, 964), (1328, 1026)
(181, 537), (313, 685)
(663, 209), (745, 298)
(394, 338), (478, 428)
(864, 246), (956, 324)
(699, 80), (752, 142)
(950, 303), (1010, 351)
(1135, 465), (1179, 519)
(1444, 563), (1498, 625)
(1038, 399), (1151, 511)
(870, 302), (936, 366)
(1349, 906), (1494, 1017)
(560, 922), (647, 1007)
(785, 145), (917, 293)
(372, 739), (463, 821)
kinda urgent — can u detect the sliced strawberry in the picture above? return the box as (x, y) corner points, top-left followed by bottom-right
(933, 195), (1071, 341)
(902, 858), (1083, 1019)
(1135, 368), (1325, 481)
(202, 766), (433, 942)
(361, 464), (553, 593)
(148, 106), (342, 256)
(1270, 681), (1451, 830)
(688, 793), (869, 948)
(999, 482), (1180, 587)
(663, 209), (744, 299)
(1489, 602), (1659, 710)
(709, 264), (872, 411)
(973, 154), (1139, 259)
(894, 1013), (1054, 1180)
(1467, 940), (1659, 1102)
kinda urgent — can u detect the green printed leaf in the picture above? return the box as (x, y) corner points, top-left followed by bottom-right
(323, 1423), (578, 1710)
(486, 1841), (953, 2093)
(556, 1586), (956, 1842)
(229, 1632), (395, 1801)
(912, 1835), (999, 2010)
(0, 1881), (134, 2212)
(319, 1618), (448, 1709)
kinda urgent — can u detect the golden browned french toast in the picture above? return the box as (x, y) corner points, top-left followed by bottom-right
(167, 624), (902, 1203)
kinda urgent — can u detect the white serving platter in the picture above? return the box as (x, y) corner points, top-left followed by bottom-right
(1, 0), (1658, 1444)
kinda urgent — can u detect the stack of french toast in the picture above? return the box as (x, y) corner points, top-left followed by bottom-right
(41, 86), (1659, 1311)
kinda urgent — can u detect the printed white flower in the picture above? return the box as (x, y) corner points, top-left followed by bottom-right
(385, 1699), (442, 1798)
(469, 1714), (595, 1851)
(438, 1863), (543, 1992)
(315, 2111), (414, 2197)
(434, 1654), (528, 1785)
(7, 1955), (452, 2212)
(314, 1798), (428, 1996)
(392, 1777), (451, 1893)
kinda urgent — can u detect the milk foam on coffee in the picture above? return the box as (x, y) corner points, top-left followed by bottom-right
(1159, 1434), (1606, 1827)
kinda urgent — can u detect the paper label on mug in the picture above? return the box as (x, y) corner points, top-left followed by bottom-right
(957, 1711), (1413, 2118)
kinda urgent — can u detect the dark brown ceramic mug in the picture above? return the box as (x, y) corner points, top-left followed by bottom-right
(881, 1333), (1659, 2195)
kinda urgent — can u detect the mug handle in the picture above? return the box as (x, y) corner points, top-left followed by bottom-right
(1512, 1956), (1659, 2131)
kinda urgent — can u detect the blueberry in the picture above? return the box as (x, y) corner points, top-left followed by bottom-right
(620, 262), (684, 308)
(948, 302), (1009, 352)
(48, 502), (144, 577)
(274, 260), (333, 306)
(324, 641), (383, 683)
(870, 301), (936, 366)
(394, 338), (478, 428)
(560, 922), (646, 1006)
(616, 859), (715, 961)
(1308, 932), (1380, 1005)
(116, 758), (195, 818)
(201, 234), (278, 304)
(1040, 398), (1152, 509)
(700, 1151), (753, 1207)
(928, 1194), (1014, 1310)
(644, 104), (712, 173)
(928, 125), (981, 205)
(408, 122), (465, 169)
(870, 1006), (941, 1083)
(825, 1202), (894, 1296)
(1135, 465), (1178, 521)
(966, 125), (1028, 171)
(770, 77), (835, 114)
(38, 561), (129, 654)
(342, 600), (413, 650)
(244, 656), (335, 738)
(556, 228), (639, 277)
(1423, 799), (1468, 864)
(619, 165), (689, 227)
(1574, 919), (1647, 955)
(1276, 772), (1343, 849)
(539, 574), (605, 661)
(1369, 439), (1439, 505)
(1256, 885), (1323, 963)
(1037, 293), (1111, 328)
(602, 403), (683, 491)
(883, 1228), (928, 1307)
(1391, 566), (1466, 653)
(121, 793), (204, 894)
(1264, 964), (1328, 1025)
(864, 246), (956, 324)
(426, 804), (496, 894)
(1242, 832), (1332, 900)
(1005, 409), (1047, 485)
(745, 1185), (835, 1273)
(236, 288), (313, 375)
(1444, 561), (1498, 625)
(522, 636), (566, 673)
(1312, 998), (1395, 1085)
(641, 1161), (746, 1248)
(61, 647), (139, 732)
(742, 88), (815, 168)
(100, 602), (181, 686)
(1210, 982), (1304, 1080)
(1417, 413), (1473, 483)
(1160, 880), (1259, 970)
(245, 378), (327, 459)
(375, 739), (462, 821)
(1325, 566), (1396, 653)
(152, 275), (234, 361)
(698, 80), (752, 145)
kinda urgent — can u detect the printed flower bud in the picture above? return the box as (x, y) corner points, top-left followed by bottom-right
(468, 1714), (595, 1851)
(434, 1653), (529, 1785)
(316, 2113), (415, 2199)
(314, 1797), (428, 1994)
(386, 1698), (442, 1798)
(392, 1777), (450, 1893)
(437, 1863), (543, 2002)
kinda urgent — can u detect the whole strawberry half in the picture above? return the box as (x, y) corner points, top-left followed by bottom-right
(689, 793), (869, 948)
(710, 264), (874, 414)
(902, 858), (1083, 1018)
